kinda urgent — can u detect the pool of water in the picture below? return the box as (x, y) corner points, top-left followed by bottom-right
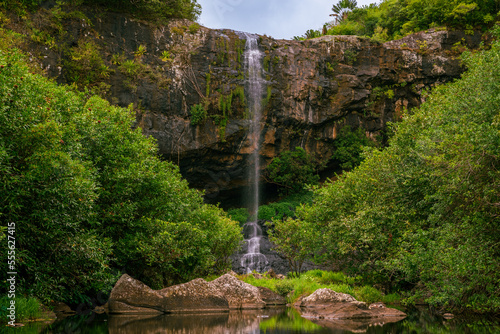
(6, 307), (499, 334)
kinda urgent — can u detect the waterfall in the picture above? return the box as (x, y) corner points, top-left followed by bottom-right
(240, 33), (269, 274)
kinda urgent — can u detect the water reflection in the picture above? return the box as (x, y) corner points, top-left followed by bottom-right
(107, 309), (285, 334)
(9, 306), (497, 334)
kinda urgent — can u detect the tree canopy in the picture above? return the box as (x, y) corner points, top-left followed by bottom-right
(282, 27), (500, 313)
(297, 0), (499, 41)
(0, 43), (241, 304)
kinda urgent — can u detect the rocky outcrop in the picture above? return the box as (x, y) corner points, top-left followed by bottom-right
(107, 274), (166, 314)
(295, 288), (406, 320)
(108, 274), (228, 314)
(9, 6), (483, 205)
(159, 278), (230, 313)
(211, 274), (266, 309)
(108, 273), (279, 314)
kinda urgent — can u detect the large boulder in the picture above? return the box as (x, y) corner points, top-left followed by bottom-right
(211, 274), (266, 309)
(108, 274), (165, 314)
(295, 288), (406, 321)
(108, 274), (284, 314)
(159, 278), (229, 313)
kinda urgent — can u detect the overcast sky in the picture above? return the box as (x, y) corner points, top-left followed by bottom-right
(197, 0), (377, 40)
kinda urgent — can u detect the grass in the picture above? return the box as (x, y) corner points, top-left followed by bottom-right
(0, 296), (45, 324)
(238, 270), (402, 305)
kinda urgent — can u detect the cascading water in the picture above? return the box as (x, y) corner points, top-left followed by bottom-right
(240, 33), (269, 274)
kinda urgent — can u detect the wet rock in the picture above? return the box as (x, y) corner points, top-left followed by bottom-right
(211, 274), (265, 309)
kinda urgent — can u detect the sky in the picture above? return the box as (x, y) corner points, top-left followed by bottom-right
(197, 0), (376, 40)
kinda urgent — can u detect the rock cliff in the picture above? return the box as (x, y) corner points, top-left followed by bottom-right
(10, 6), (482, 204)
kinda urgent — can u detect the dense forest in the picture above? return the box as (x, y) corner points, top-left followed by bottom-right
(296, 0), (500, 40)
(0, 0), (499, 320)
(271, 27), (500, 313)
(0, 18), (241, 308)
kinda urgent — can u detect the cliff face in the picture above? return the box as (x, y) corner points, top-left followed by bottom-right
(13, 7), (482, 204)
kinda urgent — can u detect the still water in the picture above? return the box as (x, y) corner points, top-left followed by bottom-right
(7, 307), (499, 334)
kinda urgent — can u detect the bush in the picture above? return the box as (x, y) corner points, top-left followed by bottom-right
(275, 280), (295, 296)
(228, 208), (249, 226)
(355, 286), (383, 304)
(296, 29), (500, 313)
(0, 296), (43, 323)
(265, 147), (320, 195)
(0, 47), (242, 302)
(331, 126), (374, 171)
(190, 103), (207, 125)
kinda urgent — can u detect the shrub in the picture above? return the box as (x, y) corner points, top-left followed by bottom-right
(265, 147), (320, 195)
(355, 286), (383, 304)
(227, 208), (249, 226)
(0, 47), (242, 303)
(275, 280), (294, 296)
(190, 103), (207, 125)
(331, 126), (374, 170)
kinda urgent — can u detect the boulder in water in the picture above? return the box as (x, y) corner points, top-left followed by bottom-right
(159, 278), (229, 313)
(295, 288), (406, 320)
(107, 274), (165, 314)
(211, 274), (266, 309)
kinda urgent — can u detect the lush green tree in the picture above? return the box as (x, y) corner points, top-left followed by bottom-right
(331, 126), (374, 171)
(331, 0), (358, 24)
(265, 147), (320, 195)
(0, 45), (241, 303)
(303, 0), (499, 40)
(79, 0), (202, 21)
(266, 217), (317, 277)
(296, 27), (500, 312)
(2, 0), (201, 21)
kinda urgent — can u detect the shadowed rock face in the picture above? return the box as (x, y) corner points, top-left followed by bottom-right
(20, 8), (482, 204)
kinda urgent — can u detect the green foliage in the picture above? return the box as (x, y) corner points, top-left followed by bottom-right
(301, 0), (499, 41)
(239, 269), (388, 305)
(227, 207), (249, 226)
(0, 47), (242, 302)
(343, 48), (358, 65)
(265, 147), (320, 195)
(77, 0), (201, 22)
(295, 33), (500, 313)
(275, 280), (295, 296)
(160, 50), (173, 63)
(331, 0), (358, 23)
(266, 218), (316, 277)
(188, 23), (200, 34)
(134, 44), (147, 58)
(0, 296), (44, 323)
(190, 103), (207, 125)
(331, 126), (374, 171)
(64, 39), (110, 88)
(356, 286), (383, 304)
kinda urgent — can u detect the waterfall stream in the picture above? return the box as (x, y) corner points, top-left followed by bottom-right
(240, 33), (269, 274)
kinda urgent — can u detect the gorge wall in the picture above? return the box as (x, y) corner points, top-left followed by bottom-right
(11, 5), (483, 205)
